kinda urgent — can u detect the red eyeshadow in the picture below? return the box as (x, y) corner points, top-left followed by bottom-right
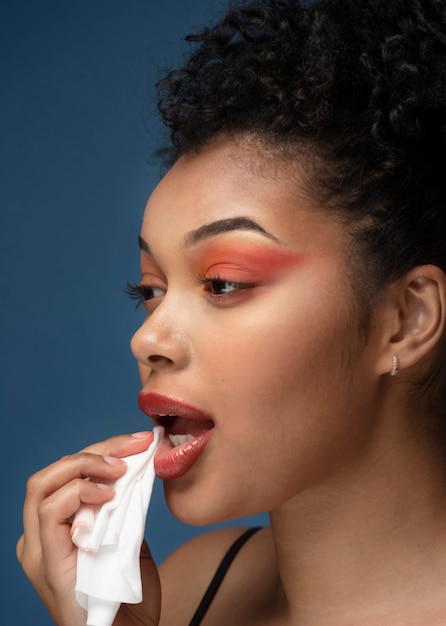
(199, 241), (305, 281)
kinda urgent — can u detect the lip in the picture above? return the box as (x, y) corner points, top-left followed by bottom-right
(138, 392), (215, 480)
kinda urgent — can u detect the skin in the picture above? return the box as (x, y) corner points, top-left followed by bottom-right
(17, 139), (446, 625)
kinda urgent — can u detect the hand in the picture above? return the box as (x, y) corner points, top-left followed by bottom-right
(16, 432), (160, 626)
(113, 540), (161, 626)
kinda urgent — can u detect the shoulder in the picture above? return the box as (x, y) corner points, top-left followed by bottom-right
(159, 526), (276, 626)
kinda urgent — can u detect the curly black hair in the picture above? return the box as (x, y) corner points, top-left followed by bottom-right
(156, 0), (446, 295)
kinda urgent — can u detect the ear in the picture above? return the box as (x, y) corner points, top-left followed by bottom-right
(375, 265), (446, 376)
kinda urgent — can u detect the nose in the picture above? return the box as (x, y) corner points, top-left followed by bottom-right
(130, 307), (190, 372)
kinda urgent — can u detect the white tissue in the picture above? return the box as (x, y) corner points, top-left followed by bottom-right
(71, 426), (164, 626)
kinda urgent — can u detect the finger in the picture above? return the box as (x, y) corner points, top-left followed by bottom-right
(39, 479), (115, 568)
(24, 430), (154, 520)
(27, 481), (117, 616)
(23, 430), (154, 536)
(22, 453), (126, 552)
(21, 432), (154, 569)
(82, 431), (154, 458)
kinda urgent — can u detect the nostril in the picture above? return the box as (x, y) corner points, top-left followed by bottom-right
(148, 354), (174, 365)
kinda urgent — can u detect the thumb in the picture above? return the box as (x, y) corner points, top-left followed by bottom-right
(140, 540), (162, 621)
(114, 541), (161, 626)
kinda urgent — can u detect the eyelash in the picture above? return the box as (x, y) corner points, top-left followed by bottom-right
(198, 274), (256, 298)
(126, 275), (256, 309)
(125, 282), (164, 308)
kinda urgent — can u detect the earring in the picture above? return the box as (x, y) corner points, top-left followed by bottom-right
(390, 354), (399, 377)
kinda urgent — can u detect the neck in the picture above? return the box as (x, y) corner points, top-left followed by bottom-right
(269, 409), (446, 624)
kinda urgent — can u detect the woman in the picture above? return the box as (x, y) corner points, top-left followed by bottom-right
(17, 0), (446, 623)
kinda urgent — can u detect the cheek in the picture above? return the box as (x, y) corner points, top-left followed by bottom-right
(203, 292), (358, 418)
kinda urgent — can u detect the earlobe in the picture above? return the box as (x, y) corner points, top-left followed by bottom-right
(377, 265), (446, 375)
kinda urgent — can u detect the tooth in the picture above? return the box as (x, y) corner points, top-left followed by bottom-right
(168, 434), (196, 446)
(169, 434), (184, 446)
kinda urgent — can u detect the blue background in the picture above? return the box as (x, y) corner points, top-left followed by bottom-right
(1, 1), (267, 623)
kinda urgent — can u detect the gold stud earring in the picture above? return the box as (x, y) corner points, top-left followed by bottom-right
(390, 354), (399, 377)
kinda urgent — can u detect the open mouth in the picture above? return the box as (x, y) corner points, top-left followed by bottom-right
(155, 415), (215, 446)
(151, 415), (215, 479)
(137, 393), (216, 479)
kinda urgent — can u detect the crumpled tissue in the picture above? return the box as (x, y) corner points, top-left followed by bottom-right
(71, 426), (164, 626)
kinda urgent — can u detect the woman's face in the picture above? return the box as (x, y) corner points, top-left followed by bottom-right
(131, 140), (383, 525)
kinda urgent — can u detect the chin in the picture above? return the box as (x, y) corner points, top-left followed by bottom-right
(165, 494), (233, 527)
(163, 482), (263, 527)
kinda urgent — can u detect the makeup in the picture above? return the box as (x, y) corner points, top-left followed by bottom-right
(198, 240), (305, 284)
(153, 430), (214, 480)
(138, 393), (215, 480)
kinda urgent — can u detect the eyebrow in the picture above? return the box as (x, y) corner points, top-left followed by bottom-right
(137, 216), (280, 256)
(138, 235), (151, 255)
(184, 216), (280, 247)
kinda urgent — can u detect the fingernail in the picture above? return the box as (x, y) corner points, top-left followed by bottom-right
(131, 431), (152, 438)
(103, 455), (126, 466)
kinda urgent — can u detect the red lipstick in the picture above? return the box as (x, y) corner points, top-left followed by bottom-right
(138, 392), (214, 480)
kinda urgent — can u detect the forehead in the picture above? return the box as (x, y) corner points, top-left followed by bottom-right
(142, 140), (345, 253)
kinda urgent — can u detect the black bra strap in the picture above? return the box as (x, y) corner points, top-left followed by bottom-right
(188, 527), (262, 626)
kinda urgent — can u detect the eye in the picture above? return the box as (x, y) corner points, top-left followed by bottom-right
(125, 282), (166, 308)
(204, 278), (247, 295)
(199, 275), (257, 303)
